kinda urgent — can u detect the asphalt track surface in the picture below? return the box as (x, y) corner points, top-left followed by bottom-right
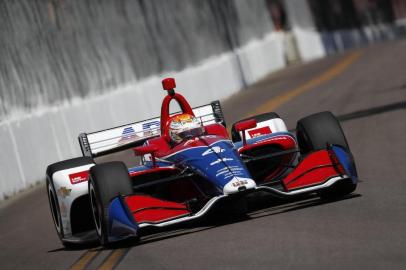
(1, 40), (406, 270)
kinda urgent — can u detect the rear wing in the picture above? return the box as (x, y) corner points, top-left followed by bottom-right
(78, 100), (226, 157)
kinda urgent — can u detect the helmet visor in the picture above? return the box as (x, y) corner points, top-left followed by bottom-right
(177, 126), (205, 141)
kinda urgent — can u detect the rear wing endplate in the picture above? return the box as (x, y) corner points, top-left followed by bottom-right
(78, 101), (226, 157)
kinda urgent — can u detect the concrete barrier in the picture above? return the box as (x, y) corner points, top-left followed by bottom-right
(0, 124), (25, 200)
(284, 0), (326, 61)
(236, 33), (285, 84)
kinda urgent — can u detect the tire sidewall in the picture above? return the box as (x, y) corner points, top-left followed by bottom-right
(46, 177), (64, 240)
(88, 177), (109, 246)
(88, 162), (133, 246)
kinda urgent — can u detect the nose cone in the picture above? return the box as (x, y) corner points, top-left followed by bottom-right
(223, 177), (256, 195)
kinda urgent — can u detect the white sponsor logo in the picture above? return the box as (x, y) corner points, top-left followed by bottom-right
(216, 167), (229, 177)
(210, 158), (233, 166)
(202, 146), (225, 156)
(232, 180), (248, 187)
(216, 166), (245, 177)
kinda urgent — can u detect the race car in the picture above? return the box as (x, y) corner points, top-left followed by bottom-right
(46, 78), (358, 247)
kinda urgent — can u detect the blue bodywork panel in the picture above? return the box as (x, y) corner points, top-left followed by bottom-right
(165, 140), (252, 191)
(108, 197), (138, 242)
(332, 145), (358, 184)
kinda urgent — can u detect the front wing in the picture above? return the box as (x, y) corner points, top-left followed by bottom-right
(105, 145), (357, 242)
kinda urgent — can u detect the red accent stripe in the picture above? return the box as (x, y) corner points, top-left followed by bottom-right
(125, 195), (190, 223)
(283, 150), (339, 190)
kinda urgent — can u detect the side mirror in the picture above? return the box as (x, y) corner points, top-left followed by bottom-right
(235, 119), (257, 146)
(133, 145), (159, 167)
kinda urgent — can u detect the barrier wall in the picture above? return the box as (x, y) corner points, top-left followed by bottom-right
(284, 0), (326, 61)
(0, 33), (285, 200)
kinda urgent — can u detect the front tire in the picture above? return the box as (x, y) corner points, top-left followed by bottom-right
(89, 161), (133, 246)
(296, 111), (357, 198)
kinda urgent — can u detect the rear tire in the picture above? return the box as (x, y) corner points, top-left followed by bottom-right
(296, 111), (356, 198)
(89, 161), (133, 246)
(296, 111), (349, 154)
(46, 157), (94, 248)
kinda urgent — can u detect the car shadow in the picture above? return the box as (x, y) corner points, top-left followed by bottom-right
(246, 193), (361, 220)
(47, 241), (100, 253)
(130, 192), (362, 247)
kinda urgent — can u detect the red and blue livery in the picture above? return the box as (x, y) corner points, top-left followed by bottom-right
(46, 78), (358, 247)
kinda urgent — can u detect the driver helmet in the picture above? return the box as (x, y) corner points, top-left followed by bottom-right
(168, 113), (204, 144)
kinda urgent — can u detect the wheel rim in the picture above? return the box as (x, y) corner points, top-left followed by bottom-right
(48, 184), (61, 234)
(89, 181), (102, 237)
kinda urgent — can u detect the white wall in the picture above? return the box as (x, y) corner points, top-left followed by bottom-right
(284, 0), (326, 61)
(0, 32), (286, 200)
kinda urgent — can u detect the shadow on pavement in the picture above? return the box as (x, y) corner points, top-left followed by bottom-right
(130, 192), (362, 247)
(337, 100), (406, 122)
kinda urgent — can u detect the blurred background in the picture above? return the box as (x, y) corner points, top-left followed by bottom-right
(1, 0), (406, 200)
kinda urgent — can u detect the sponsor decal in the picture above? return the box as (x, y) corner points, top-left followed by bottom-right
(215, 167), (229, 177)
(57, 187), (72, 198)
(119, 126), (139, 145)
(69, 171), (89, 185)
(210, 158), (233, 166)
(142, 120), (160, 137)
(202, 146), (225, 156)
(215, 166), (245, 177)
(231, 179), (248, 187)
(248, 126), (272, 138)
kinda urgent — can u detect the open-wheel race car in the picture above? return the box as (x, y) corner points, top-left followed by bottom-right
(46, 78), (358, 247)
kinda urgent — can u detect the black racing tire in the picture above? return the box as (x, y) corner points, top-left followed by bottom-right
(319, 179), (357, 200)
(296, 112), (356, 198)
(231, 112), (280, 142)
(88, 161), (133, 246)
(46, 157), (94, 248)
(296, 111), (349, 154)
(46, 177), (66, 245)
